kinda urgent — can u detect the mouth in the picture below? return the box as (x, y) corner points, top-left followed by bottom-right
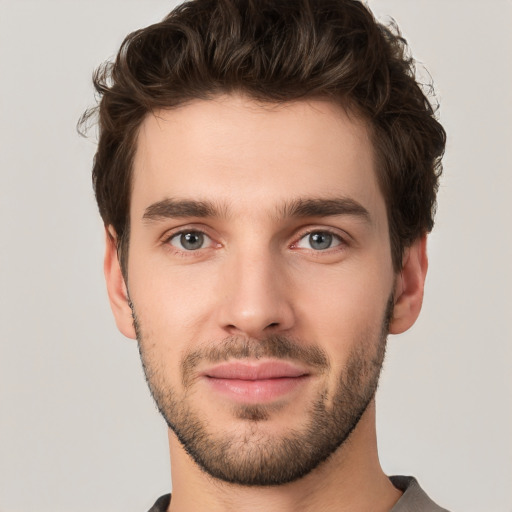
(201, 360), (311, 403)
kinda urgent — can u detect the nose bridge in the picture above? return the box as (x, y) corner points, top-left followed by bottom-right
(219, 240), (294, 337)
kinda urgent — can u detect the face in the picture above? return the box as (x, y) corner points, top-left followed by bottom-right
(115, 95), (400, 485)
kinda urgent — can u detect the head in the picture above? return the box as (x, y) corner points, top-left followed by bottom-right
(86, 0), (445, 276)
(85, 0), (445, 487)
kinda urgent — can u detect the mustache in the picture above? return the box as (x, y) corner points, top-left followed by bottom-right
(181, 335), (330, 383)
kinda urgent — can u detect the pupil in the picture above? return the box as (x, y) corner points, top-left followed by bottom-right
(310, 232), (332, 250)
(181, 232), (203, 250)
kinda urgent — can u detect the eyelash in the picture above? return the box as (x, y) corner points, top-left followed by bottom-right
(162, 228), (217, 256)
(290, 228), (348, 252)
(161, 226), (349, 255)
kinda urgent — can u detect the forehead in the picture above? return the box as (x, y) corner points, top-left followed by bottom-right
(131, 95), (384, 223)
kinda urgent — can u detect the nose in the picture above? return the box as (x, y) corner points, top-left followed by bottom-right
(217, 248), (295, 338)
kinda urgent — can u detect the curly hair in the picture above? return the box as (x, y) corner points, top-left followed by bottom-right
(81, 0), (446, 274)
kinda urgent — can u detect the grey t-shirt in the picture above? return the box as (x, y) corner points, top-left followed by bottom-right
(389, 476), (449, 511)
(147, 475), (449, 511)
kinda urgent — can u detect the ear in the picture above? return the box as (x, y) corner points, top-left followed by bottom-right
(104, 226), (137, 339)
(389, 235), (428, 335)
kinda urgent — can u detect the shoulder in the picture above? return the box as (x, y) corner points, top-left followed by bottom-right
(390, 476), (450, 512)
(147, 493), (171, 512)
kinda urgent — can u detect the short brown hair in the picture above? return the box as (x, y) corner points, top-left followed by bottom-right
(82, 0), (446, 273)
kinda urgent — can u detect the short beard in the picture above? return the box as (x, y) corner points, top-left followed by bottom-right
(132, 297), (392, 487)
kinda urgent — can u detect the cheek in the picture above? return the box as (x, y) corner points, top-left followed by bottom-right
(128, 256), (221, 346)
(297, 257), (391, 308)
(292, 261), (392, 353)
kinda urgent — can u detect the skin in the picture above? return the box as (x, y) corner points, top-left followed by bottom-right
(104, 95), (428, 512)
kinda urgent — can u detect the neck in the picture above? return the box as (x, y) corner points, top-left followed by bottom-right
(166, 401), (401, 512)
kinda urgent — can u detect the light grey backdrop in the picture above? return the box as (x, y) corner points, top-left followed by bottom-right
(1, 1), (511, 511)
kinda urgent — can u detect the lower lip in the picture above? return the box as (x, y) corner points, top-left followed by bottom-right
(204, 376), (309, 403)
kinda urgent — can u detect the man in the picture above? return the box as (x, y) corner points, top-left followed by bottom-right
(85, 0), (447, 510)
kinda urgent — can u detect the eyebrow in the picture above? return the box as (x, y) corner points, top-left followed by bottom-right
(279, 197), (370, 221)
(143, 199), (220, 221)
(142, 197), (370, 223)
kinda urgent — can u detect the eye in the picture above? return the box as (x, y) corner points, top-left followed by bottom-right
(295, 231), (342, 251)
(168, 231), (211, 251)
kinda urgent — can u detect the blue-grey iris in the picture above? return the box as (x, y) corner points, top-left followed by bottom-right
(181, 232), (204, 250)
(309, 232), (332, 250)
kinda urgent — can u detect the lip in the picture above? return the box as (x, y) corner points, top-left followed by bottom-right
(201, 360), (310, 403)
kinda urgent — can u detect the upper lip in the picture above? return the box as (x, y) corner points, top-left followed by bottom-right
(203, 360), (309, 380)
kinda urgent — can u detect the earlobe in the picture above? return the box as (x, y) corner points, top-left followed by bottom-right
(104, 227), (137, 339)
(389, 235), (428, 335)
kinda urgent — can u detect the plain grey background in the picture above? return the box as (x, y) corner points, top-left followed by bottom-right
(1, 1), (511, 511)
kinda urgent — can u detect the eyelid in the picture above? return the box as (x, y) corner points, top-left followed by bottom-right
(161, 224), (210, 240)
(159, 224), (350, 253)
(169, 231), (212, 250)
(290, 227), (350, 250)
(161, 225), (221, 251)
